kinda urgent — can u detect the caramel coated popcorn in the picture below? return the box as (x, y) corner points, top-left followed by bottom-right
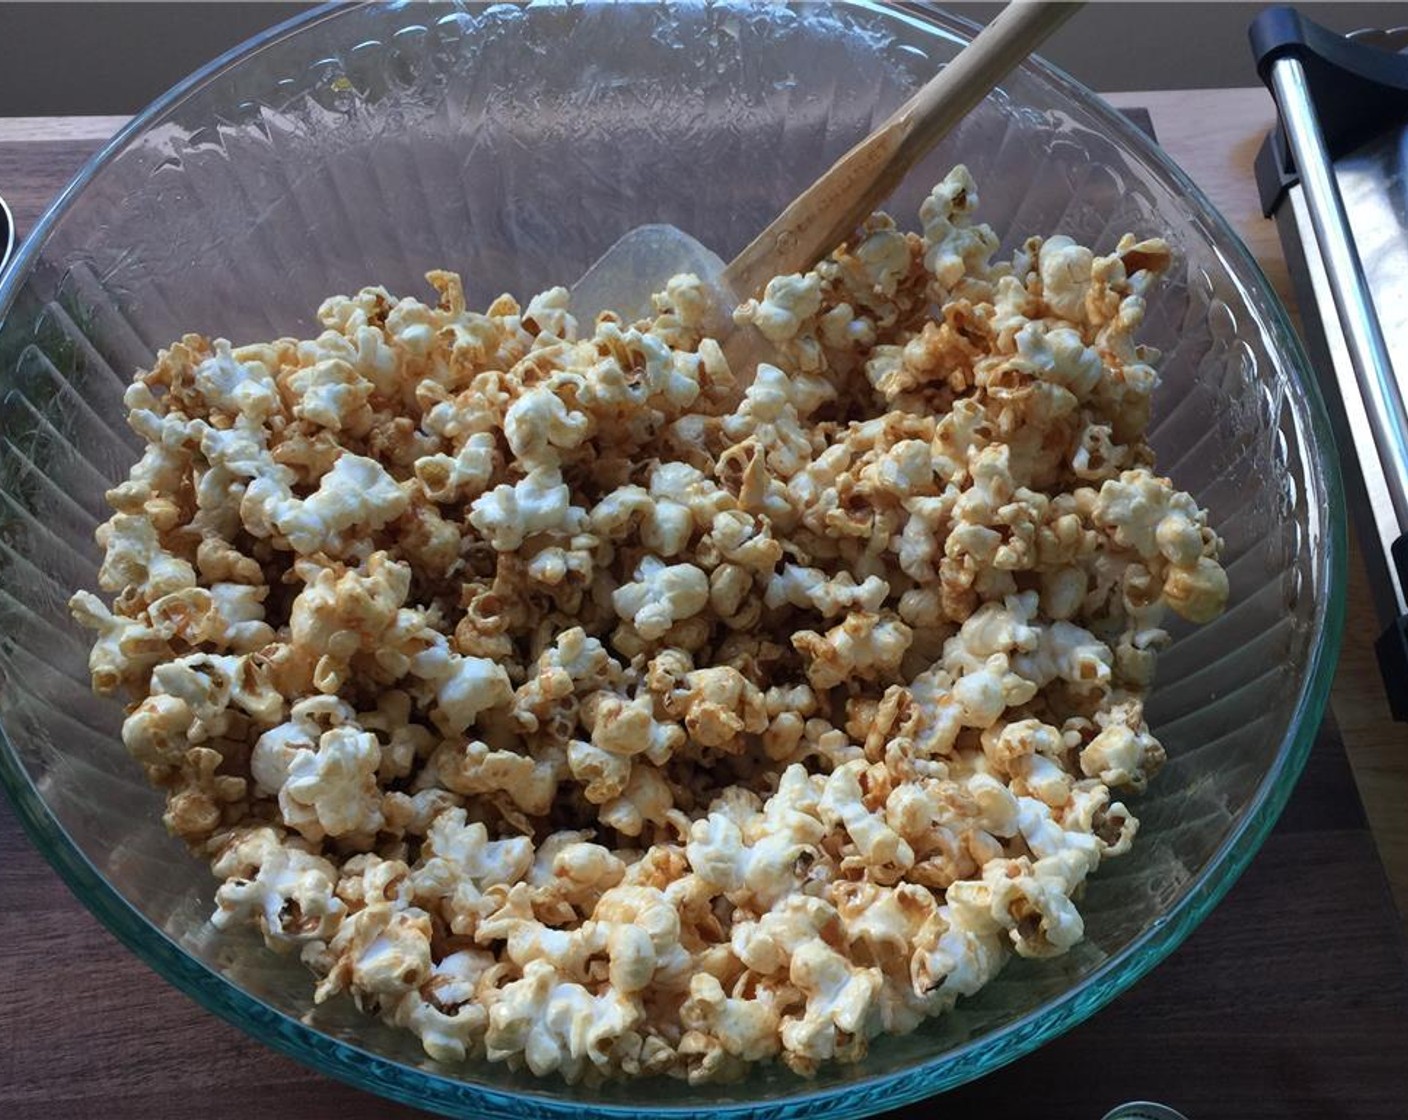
(72, 167), (1227, 1084)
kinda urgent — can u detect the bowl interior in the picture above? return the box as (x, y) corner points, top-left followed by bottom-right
(0, 2), (1340, 1116)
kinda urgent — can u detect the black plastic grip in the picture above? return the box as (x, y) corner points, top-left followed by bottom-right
(1250, 5), (1408, 216)
(1375, 535), (1408, 721)
(1375, 616), (1408, 723)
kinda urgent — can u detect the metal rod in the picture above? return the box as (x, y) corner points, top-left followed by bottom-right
(0, 192), (14, 275)
(1270, 55), (1408, 532)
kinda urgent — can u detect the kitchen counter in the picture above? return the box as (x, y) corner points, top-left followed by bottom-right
(2, 89), (1406, 1118)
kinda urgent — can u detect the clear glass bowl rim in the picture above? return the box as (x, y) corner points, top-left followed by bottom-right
(0, 3), (1347, 1118)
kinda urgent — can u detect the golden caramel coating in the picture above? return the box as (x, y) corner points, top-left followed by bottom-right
(71, 166), (1226, 1084)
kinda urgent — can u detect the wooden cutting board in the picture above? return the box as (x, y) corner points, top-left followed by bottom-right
(2, 99), (1407, 1119)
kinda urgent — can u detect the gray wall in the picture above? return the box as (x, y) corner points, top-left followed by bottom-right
(1, 2), (1405, 114)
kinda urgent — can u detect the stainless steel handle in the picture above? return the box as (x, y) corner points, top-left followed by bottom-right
(1268, 55), (1408, 534)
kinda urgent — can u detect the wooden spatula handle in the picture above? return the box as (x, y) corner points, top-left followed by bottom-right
(722, 1), (1081, 299)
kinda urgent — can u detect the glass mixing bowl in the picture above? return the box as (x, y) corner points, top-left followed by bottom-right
(0, 2), (1344, 1117)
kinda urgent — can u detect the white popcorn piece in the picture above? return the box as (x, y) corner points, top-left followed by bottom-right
(504, 384), (591, 471)
(193, 339), (282, 422)
(631, 325), (707, 410)
(730, 893), (837, 976)
(819, 760), (914, 873)
(287, 358), (373, 432)
(276, 453), (409, 555)
(589, 691), (685, 764)
(1094, 469), (1207, 566)
(862, 438), (936, 499)
(121, 693), (195, 769)
(931, 397), (992, 485)
(721, 364), (817, 479)
(920, 165), (998, 288)
(432, 739), (557, 815)
(1015, 795), (1101, 873)
(1080, 721), (1164, 792)
(599, 763), (674, 837)
(96, 513), (197, 598)
(433, 653), (515, 736)
(834, 880), (937, 976)
(819, 301), (878, 356)
(421, 808), (535, 891)
(686, 777), (825, 908)
(279, 726), (385, 841)
(469, 467), (585, 551)
(523, 287), (578, 340)
(1010, 321), (1104, 400)
(150, 651), (284, 728)
(1011, 619), (1115, 694)
(415, 431), (498, 504)
(735, 273), (822, 345)
(317, 903), (435, 1001)
(567, 737), (633, 803)
(206, 582), (275, 648)
(297, 320), (400, 398)
(486, 959), (642, 1079)
(612, 557), (710, 641)
(1163, 556), (1230, 625)
(680, 973), (782, 1063)
(286, 553), (412, 693)
(389, 620), (516, 731)
(69, 590), (171, 695)
(911, 908), (1005, 998)
(1037, 235), (1095, 322)
(1039, 565), (1088, 621)
(211, 827), (346, 949)
(590, 479), (695, 558)
(128, 583), (270, 659)
(849, 222), (912, 301)
(251, 695), (356, 794)
(387, 948), (495, 1062)
(765, 565), (889, 617)
(793, 612), (913, 690)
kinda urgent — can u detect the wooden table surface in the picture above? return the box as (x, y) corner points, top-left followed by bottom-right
(2, 91), (1407, 1118)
